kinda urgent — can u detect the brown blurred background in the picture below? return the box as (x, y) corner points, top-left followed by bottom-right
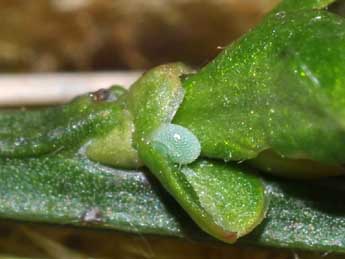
(0, 0), (279, 72)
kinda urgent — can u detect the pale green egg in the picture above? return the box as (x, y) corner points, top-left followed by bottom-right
(152, 123), (201, 165)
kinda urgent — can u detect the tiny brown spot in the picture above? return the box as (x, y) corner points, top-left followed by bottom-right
(89, 89), (110, 102)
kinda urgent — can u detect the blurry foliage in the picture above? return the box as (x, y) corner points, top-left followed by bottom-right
(0, 0), (278, 72)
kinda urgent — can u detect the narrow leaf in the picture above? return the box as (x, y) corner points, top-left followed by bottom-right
(1, 152), (345, 253)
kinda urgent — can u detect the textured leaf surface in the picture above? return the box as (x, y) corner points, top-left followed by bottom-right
(0, 151), (184, 236)
(141, 146), (266, 243)
(0, 87), (125, 158)
(247, 178), (345, 253)
(1, 152), (345, 253)
(174, 8), (345, 176)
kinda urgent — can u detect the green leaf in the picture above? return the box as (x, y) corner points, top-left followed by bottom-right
(0, 151), (184, 236)
(247, 177), (345, 253)
(0, 87), (125, 158)
(174, 8), (345, 177)
(141, 146), (266, 243)
(1, 151), (345, 253)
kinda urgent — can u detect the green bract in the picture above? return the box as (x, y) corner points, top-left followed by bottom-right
(0, 0), (345, 254)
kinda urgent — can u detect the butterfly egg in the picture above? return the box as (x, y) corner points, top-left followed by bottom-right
(152, 123), (201, 165)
